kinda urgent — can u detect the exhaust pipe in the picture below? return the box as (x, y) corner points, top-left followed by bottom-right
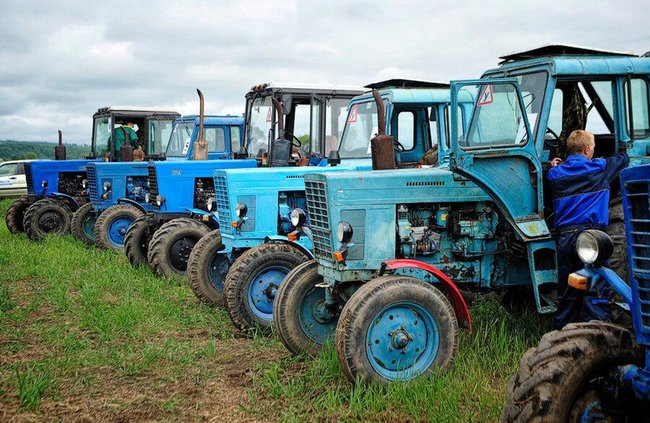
(193, 89), (208, 160)
(55, 129), (66, 160)
(370, 90), (396, 170)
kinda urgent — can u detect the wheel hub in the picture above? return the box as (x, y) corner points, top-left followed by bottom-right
(263, 283), (278, 300)
(169, 237), (195, 271)
(312, 299), (334, 324)
(389, 328), (412, 350)
(39, 211), (62, 232)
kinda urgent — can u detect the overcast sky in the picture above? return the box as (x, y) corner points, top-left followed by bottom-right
(0, 0), (648, 144)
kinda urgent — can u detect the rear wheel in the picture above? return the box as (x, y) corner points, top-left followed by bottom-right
(502, 321), (644, 422)
(187, 229), (229, 306)
(5, 196), (33, 234)
(23, 198), (72, 241)
(70, 202), (97, 246)
(224, 243), (308, 334)
(124, 214), (165, 268)
(147, 218), (209, 278)
(336, 276), (458, 384)
(94, 204), (143, 251)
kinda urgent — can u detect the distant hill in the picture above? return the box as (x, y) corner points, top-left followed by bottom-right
(0, 140), (91, 161)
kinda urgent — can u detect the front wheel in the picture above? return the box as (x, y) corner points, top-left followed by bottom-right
(70, 202), (97, 246)
(5, 196), (33, 234)
(94, 204), (143, 251)
(502, 321), (644, 422)
(336, 276), (458, 384)
(23, 198), (72, 241)
(224, 243), (308, 334)
(187, 229), (229, 306)
(124, 214), (165, 268)
(147, 218), (209, 278)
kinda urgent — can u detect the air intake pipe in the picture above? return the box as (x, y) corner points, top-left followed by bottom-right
(55, 129), (66, 160)
(193, 89), (208, 160)
(370, 89), (396, 170)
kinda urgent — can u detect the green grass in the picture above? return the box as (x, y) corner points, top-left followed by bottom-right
(0, 198), (551, 421)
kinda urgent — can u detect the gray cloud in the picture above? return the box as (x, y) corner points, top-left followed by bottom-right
(0, 0), (648, 143)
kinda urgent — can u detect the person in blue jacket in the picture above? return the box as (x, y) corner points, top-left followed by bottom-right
(546, 129), (629, 329)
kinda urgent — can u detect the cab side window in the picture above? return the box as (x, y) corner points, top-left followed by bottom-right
(206, 128), (226, 152)
(624, 77), (650, 139)
(396, 111), (415, 150)
(230, 126), (241, 152)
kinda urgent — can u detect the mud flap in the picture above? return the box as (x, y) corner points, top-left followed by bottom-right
(526, 240), (558, 314)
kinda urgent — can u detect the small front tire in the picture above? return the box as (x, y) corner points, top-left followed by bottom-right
(94, 204), (144, 251)
(70, 202), (98, 246)
(23, 198), (72, 241)
(147, 218), (209, 278)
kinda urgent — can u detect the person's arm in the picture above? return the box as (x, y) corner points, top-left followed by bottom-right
(603, 151), (630, 182)
(129, 129), (139, 147)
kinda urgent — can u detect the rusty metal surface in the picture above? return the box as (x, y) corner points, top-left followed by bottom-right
(193, 89), (208, 160)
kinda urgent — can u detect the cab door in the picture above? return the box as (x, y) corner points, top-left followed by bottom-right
(449, 79), (557, 313)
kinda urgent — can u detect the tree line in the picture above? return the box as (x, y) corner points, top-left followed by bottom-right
(0, 140), (91, 162)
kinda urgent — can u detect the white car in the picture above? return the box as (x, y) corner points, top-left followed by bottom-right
(0, 160), (33, 198)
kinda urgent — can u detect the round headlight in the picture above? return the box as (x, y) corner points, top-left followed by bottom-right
(156, 195), (165, 207)
(41, 180), (48, 188)
(144, 193), (151, 203)
(82, 179), (88, 189)
(207, 197), (215, 212)
(337, 221), (353, 243)
(236, 203), (248, 218)
(103, 181), (112, 191)
(576, 230), (613, 265)
(291, 208), (306, 227)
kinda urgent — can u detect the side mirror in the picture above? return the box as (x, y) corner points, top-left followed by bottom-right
(328, 150), (341, 166)
(281, 94), (292, 115)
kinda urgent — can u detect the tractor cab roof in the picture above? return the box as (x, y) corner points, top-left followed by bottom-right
(246, 82), (363, 99)
(353, 79), (470, 105)
(93, 107), (180, 119)
(174, 115), (244, 126)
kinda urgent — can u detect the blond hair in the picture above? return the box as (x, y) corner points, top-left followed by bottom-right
(566, 130), (594, 155)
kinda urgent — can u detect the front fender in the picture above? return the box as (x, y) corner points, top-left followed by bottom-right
(185, 208), (219, 228)
(576, 267), (632, 305)
(50, 192), (80, 211)
(264, 235), (314, 259)
(381, 259), (472, 331)
(117, 198), (148, 214)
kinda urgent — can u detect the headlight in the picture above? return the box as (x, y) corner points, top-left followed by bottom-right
(41, 180), (48, 188)
(82, 179), (88, 189)
(291, 208), (306, 227)
(144, 193), (151, 203)
(337, 221), (353, 243)
(207, 197), (215, 212)
(156, 195), (165, 207)
(236, 203), (247, 218)
(103, 181), (112, 191)
(576, 230), (613, 264)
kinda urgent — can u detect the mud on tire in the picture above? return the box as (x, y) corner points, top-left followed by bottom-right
(502, 321), (643, 422)
(124, 214), (165, 268)
(187, 229), (227, 306)
(23, 198), (72, 241)
(5, 196), (33, 234)
(147, 218), (209, 278)
(224, 243), (308, 334)
(94, 204), (144, 251)
(70, 202), (97, 246)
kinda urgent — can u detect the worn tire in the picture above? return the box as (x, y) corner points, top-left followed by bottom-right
(336, 276), (458, 384)
(224, 243), (309, 334)
(187, 229), (229, 306)
(147, 218), (209, 278)
(70, 202), (98, 246)
(273, 260), (334, 356)
(94, 204), (144, 251)
(502, 321), (643, 422)
(5, 196), (32, 234)
(124, 214), (165, 268)
(23, 198), (72, 241)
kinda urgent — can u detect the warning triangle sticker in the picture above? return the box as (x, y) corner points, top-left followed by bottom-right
(347, 105), (358, 123)
(477, 85), (494, 106)
(266, 107), (272, 122)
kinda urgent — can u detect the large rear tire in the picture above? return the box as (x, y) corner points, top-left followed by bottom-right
(23, 198), (72, 241)
(502, 321), (643, 422)
(336, 276), (458, 384)
(5, 196), (33, 234)
(94, 204), (144, 251)
(70, 202), (97, 246)
(147, 218), (209, 278)
(224, 243), (308, 334)
(124, 214), (165, 268)
(187, 229), (228, 306)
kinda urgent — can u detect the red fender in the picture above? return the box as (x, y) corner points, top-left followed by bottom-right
(383, 259), (472, 331)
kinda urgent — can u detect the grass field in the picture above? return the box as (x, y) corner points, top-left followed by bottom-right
(0, 198), (552, 422)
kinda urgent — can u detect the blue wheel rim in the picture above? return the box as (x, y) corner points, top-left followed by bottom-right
(299, 284), (336, 345)
(83, 213), (96, 241)
(366, 301), (439, 381)
(247, 265), (290, 321)
(107, 216), (134, 247)
(209, 252), (229, 293)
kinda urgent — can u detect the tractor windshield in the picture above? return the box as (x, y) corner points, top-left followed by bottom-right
(166, 122), (195, 157)
(246, 95), (273, 158)
(93, 116), (111, 157)
(338, 100), (378, 158)
(147, 118), (174, 155)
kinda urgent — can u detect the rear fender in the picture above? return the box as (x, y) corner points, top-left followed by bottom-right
(264, 235), (314, 259)
(117, 198), (148, 214)
(381, 259), (472, 331)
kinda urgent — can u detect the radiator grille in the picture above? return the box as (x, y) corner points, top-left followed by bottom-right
(305, 179), (332, 261)
(147, 164), (158, 208)
(87, 166), (98, 203)
(25, 163), (34, 195)
(214, 175), (232, 235)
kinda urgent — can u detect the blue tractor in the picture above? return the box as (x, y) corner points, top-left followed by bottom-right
(141, 83), (365, 279)
(188, 81), (467, 334)
(503, 164), (650, 422)
(4, 107), (179, 241)
(273, 45), (650, 384)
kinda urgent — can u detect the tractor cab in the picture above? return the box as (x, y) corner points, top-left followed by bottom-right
(91, 107), (180, 161)
(164, 115), (244, 161)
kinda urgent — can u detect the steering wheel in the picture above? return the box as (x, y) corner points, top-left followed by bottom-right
(393, 139), (406, 152)
(545, 127), (560, 145)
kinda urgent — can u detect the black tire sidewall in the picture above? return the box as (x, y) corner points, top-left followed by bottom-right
(24, 199), (72, 241)
(94, 205), (143, 251)
(71, 203), (96, 245)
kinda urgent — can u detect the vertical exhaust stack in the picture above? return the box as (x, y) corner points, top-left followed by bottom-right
(55, 130), (66, 160)
(370, 89), (396, 170)
(193, 89), (208, 160)
(269, 97), (291, 167)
